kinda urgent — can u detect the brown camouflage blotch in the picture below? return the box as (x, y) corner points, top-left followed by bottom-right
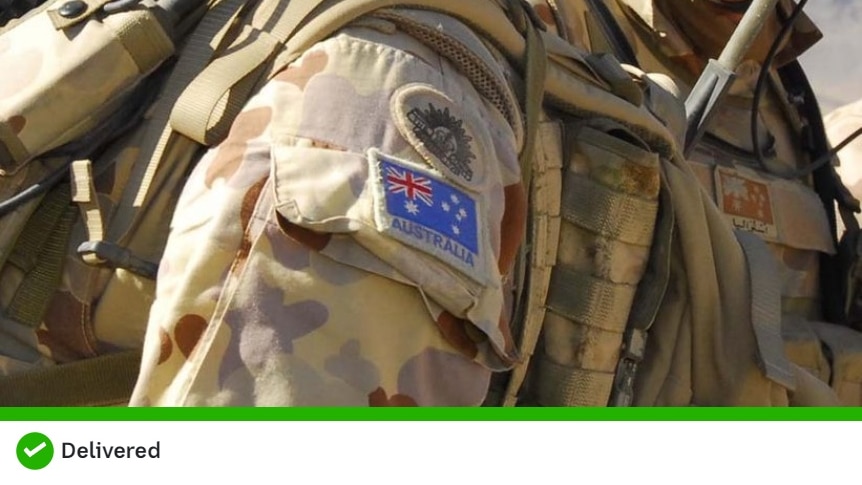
(174, 314), (208, 358)
(275, 213), (332, 251)
(499, 183), (527, 273)
(158, 328), (173, 364)
(0, 49), (43, 100)
(532, 2), (557, 30)
(435, 311), (479, 359)
(38, 290), (98, 362)
(273, 50), (329, 91)
(8, 115), (25, 134)
(367, 387), (418, 407)
(205, 107), (272, 188)
(235, 177), (269, 265)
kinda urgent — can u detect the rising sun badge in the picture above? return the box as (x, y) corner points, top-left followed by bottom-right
(406, 102), (477, 183)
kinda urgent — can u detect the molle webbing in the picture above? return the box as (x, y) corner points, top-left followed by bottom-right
(529, 121), (660, 407)
(4, 184), (77, 328)
(0, 350), (142, 406)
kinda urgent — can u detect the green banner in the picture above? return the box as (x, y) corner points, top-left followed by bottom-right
(2, 407), (861, 421)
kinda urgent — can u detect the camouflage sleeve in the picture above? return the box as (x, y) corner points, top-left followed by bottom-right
(129, 14), (526, 406)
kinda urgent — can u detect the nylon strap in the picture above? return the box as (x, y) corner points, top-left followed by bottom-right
(513, 0), (546, 185)
(122, 0), (249, 212)
(5, 184), (77, 328)
(169, 0), (677, 174)
(583, 0), (639, 67)
(546, 265), (637, 333)
(0, 114), (30, 172)
(170, 0), (328, 145)
(734, 229), (796, 390)
(501, 120), (563, 407)
(70, 159), (107, 264)
(0, 350), (142, 406)
(534, 355), (615, 406)
(560, 172), (658, 247)
(109, 7), (176, 75)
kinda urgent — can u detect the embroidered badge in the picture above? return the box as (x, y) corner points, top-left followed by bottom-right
(715, 168), (778, 239)
(369, 149), (486, 283)
(392, 84), (486, 190)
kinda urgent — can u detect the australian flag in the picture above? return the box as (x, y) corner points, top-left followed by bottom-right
(380, 156), (479, 256)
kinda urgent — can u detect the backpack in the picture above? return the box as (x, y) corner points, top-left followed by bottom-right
(0, 0), (796, 406)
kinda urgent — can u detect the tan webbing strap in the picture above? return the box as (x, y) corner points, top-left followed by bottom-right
(503, 124), (563, 406)
(121, 0), (249, 213)
(510, 0), (546, 184)
(734, 229), (796, 390)
(0, 119), (29, 173)
(170, 0), (328, 145)
(70, 159), (107, 264)
(534, 356), (615, 406)
(501, 120), (563, 407)
(6, 184), (77, 328)
(170, 0), (677, 177)
(108, 7), (177, 75)
(546, 266), (637, 332)
(0, 350), (142, 406)
(560, 172), (657, 246)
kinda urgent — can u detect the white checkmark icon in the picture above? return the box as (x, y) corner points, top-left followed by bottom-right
(24, 442), (46, 458)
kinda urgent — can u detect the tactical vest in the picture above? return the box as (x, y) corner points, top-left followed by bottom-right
(556, 0), (862, 405)
(0, 0), (820, 406)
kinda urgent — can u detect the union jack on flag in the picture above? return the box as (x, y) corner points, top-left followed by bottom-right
(378, 155), (479, 255)
(385, 166), (433, 206)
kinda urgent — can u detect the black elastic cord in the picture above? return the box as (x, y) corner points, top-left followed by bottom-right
(750, 0), (862, 181)
(750, 0), (808, 175)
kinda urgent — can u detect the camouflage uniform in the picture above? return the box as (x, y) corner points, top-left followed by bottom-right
(543, 0), (861, 404)
(129, 11), (527, 406)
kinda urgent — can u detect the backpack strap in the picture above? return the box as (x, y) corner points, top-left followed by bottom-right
(734, 229), (797, 389)
(583, 0), (639, 67)
(0, 349), (141, 406)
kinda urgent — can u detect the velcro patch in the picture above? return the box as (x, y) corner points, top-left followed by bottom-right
(391, 83), (486, 191)
(369, 149), (488, 284)
(715, 167), (778, 240)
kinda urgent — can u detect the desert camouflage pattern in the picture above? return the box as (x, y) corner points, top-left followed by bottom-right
(0, 7), (174, 379)
(543, 0), (861, 404)
(129, 13), (528, 406)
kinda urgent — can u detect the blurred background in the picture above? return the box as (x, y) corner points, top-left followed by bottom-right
(800, 0), (862, 115)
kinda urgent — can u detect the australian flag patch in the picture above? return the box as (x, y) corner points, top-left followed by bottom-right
(369, 149), (486, 283)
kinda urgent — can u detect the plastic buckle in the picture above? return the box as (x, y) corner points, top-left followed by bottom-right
(76, 240), (158, 279)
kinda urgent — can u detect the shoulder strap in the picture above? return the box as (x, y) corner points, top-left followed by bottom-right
(583, 0), (640, 67)
(170, 0), (680, 169)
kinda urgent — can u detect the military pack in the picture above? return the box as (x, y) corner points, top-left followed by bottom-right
(0, 0), (823, 406)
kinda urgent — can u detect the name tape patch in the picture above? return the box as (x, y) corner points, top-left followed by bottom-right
(715, 167), (778, 240)
(369, 149), (487, 283)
